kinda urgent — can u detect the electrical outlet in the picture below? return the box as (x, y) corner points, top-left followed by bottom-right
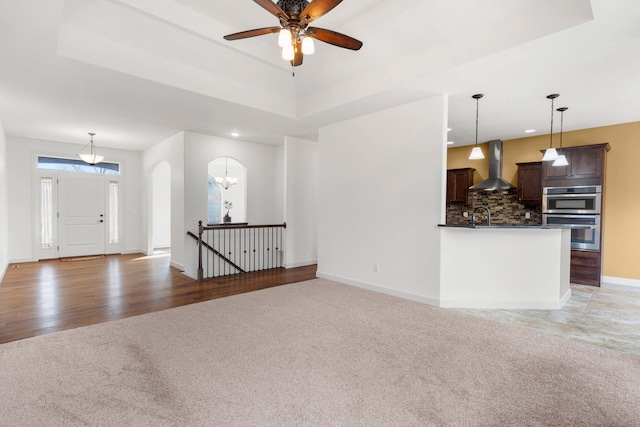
(463, 212), (469, 217)
(525, 212), (531, 219)
(374, 264), (380, 273)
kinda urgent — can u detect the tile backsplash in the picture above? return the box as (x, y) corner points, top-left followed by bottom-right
(446, 188), (542, 225)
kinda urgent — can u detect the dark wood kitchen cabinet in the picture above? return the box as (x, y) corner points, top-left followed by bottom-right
(570, 250), (602, 287)
(516, 161), (542, 204)
(542, 143), (610, 187)
(541, 143), (610, 287)
(446, 168), (474, 204)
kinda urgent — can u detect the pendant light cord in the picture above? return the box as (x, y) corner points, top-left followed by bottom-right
(557, 107), (568, 149)
(546, 94), (559, 149)
(558, 108), (562, 148)
(549, 97), (554, 148)
(475, 97), (479, 146)
(472, 94), (483, 146)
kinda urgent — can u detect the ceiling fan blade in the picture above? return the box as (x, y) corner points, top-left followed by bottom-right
(224, 27), (281, 41)
(291, 39), (303, 66)
(253, 0), (289, 21)
(306, 27), (363, 50)
(299, 0), (343, 25)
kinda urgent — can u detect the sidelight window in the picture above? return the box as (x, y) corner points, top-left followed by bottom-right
(109, 181), (119, 244)
(40, 177), (54, 249)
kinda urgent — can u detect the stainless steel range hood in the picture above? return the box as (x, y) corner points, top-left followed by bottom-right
(469, 139), (514, 191)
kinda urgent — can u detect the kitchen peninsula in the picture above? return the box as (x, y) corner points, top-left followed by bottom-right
(439, 224), (572, 309)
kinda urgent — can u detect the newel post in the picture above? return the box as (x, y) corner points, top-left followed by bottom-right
(197, 221), (204, 281)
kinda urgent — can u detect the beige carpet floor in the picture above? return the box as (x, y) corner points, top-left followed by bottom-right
(1, 278), (639, 426)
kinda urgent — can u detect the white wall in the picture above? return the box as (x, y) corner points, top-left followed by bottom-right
(6, 136), (143, 262)
(152, 161), (171, 248)
(275, 144), (285, 225)
(284, 137), (318, 268)
(142, 132), (185, 269)
(182, 131), (282, 278)
(317, 95), (448, 304)
(0, 124), (8, 280)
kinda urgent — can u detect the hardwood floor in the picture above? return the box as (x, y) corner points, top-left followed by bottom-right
(0, 252), (317, 344)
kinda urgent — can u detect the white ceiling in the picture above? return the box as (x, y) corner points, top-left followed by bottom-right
(1, 0), (639, 151)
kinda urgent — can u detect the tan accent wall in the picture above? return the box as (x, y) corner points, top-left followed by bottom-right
(447, 121), (640, 281)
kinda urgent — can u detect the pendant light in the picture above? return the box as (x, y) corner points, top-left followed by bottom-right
(542, 94), (559, 161)
(78, 132), (104, 165)
(214, 157), (238, 190)
(468, 94), (485, 160)
(553, 107), (569, 167)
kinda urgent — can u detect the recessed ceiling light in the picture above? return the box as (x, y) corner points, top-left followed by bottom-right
(230, 132), (240, 137)
(524, 129), (536, 133)
(447, 141), (454, 145)
(447, 128), (452, 132)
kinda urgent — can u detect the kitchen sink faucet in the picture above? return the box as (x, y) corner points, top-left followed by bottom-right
(471, 206), (491, 227)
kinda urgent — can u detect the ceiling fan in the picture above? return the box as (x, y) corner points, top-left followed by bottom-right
(223, 0), (363, 67)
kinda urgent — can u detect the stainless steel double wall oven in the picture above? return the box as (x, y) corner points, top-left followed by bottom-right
(542, 185), (601, 251)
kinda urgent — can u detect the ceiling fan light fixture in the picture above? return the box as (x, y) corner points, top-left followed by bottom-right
(282, 44), (295, 60)
(278, 28), (291, 48)
(223, 0), (362, 67)
(301, 36), (315, 54)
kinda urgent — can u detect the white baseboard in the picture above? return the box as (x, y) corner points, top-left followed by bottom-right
(181, 270), (197, 280)
(559, 287), (572, 307)
(602, 276), (640, 288)
(284, 259), (317, 269)
(439, 288), (572, 310)
(316, 272), (571, 310)
(0, 261), (7, 283)
(170, 260), (184, 271)
(121, 249), (145, 255)
(316, 271), (440, 307)
(8, 257), (34, 264)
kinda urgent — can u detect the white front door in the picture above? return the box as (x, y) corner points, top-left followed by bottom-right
(57, 172), (106, 257)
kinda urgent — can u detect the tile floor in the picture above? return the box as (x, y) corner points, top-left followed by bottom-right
(456, 283), (640, 357)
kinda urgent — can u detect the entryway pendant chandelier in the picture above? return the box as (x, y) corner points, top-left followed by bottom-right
(78, 132), (104, 165)
(468, 94), (485, 160)
(542, 94), (559, 161)
(214, 157), (238, 190)
(553, 107), (569, 167)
